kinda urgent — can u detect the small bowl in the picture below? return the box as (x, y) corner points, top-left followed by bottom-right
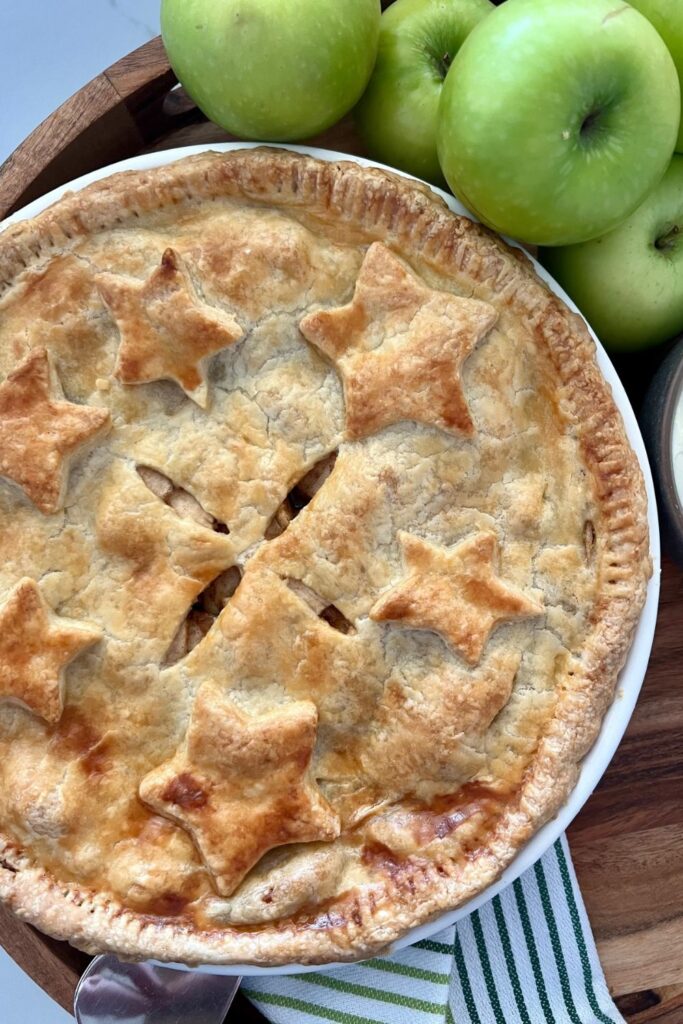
(642, 336), (683, 565)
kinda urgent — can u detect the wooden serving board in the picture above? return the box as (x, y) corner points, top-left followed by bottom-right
(1, 28), (682, 1024)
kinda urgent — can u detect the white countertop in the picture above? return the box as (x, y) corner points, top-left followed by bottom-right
(1, 5), (159, 1015)
(1, 0), (160, 166)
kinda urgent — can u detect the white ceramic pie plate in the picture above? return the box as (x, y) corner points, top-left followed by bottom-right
(1, 143), (661, 975)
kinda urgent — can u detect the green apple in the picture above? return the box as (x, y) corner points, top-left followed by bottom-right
(540, 156), (683, 351)
(626, 0), (683, 152)
(354, 0), (493, 186)
(437, 0), (680, 246)
(161, 0), (380, 141)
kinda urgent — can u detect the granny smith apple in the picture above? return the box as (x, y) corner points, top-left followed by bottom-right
(541, 156), (683, 351)
(627, 0), (683, 152)
(354, 0), (493, 186)
(161, 0), (380, 141)
(437, 0), (680, 246)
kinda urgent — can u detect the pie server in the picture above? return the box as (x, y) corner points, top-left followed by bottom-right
(74, 954), (242, 1024)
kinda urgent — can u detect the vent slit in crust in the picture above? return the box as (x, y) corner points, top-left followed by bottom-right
(162, 567), (242, 667)
(285, 578), (356, 635)
(265, 452), (337, 540)
(136, 465), (229, 533)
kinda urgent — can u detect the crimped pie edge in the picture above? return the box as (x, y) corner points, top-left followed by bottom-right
(0, 148), (650, 965)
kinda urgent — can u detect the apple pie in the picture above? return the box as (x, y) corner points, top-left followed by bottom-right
(0, 148), (650, 964)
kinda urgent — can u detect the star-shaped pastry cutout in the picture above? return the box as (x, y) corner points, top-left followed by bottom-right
(97, 248), (244, 407)
(139, 683), (340, 896)
(0, 578), (102, 724)
(0, 348), (110, 514)
(299, 242), (497, 439)
(370, 531), (543, 665)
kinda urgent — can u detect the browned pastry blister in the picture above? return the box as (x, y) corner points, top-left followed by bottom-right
(0, 148), (650, 966)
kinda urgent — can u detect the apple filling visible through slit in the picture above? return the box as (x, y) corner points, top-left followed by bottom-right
(286, 578), (356, 635)
(137, 465), (229, 533)
(265, 451), (337, 539)
(163, 566), (242, 666)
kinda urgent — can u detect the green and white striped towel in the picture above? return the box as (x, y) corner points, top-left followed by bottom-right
(245, 836), (622, 1024)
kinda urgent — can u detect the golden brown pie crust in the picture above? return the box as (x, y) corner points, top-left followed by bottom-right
(0, 148), (650, 965)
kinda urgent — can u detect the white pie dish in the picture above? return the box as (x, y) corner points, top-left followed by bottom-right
(1, 142), (661, 975)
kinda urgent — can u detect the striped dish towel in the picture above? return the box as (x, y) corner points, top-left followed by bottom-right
(245, 835), (622, 1024)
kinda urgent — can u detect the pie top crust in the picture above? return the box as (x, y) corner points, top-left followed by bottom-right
(0, 148), (650, 965)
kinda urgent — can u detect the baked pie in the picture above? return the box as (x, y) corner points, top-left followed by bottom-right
(0, 148), (650, 965)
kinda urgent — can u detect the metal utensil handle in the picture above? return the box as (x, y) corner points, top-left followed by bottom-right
(74, 954), (242, 1024)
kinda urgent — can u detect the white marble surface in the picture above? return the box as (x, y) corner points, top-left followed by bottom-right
(0, 948), (74, 1023)
(1, 6), (160, 1017)
(1, 0), (160, 165)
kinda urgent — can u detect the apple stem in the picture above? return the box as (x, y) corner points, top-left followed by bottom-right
(580, 111), (600, 138)
(438, 52), (452, 79)
(655, 224), (680, 252)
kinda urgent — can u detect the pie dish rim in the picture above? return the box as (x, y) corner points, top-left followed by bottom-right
(0, 143), (660, 974)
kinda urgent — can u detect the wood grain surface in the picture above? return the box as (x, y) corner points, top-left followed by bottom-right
(1, 27), (682, 1024)
(569, 556), (683, 1023)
